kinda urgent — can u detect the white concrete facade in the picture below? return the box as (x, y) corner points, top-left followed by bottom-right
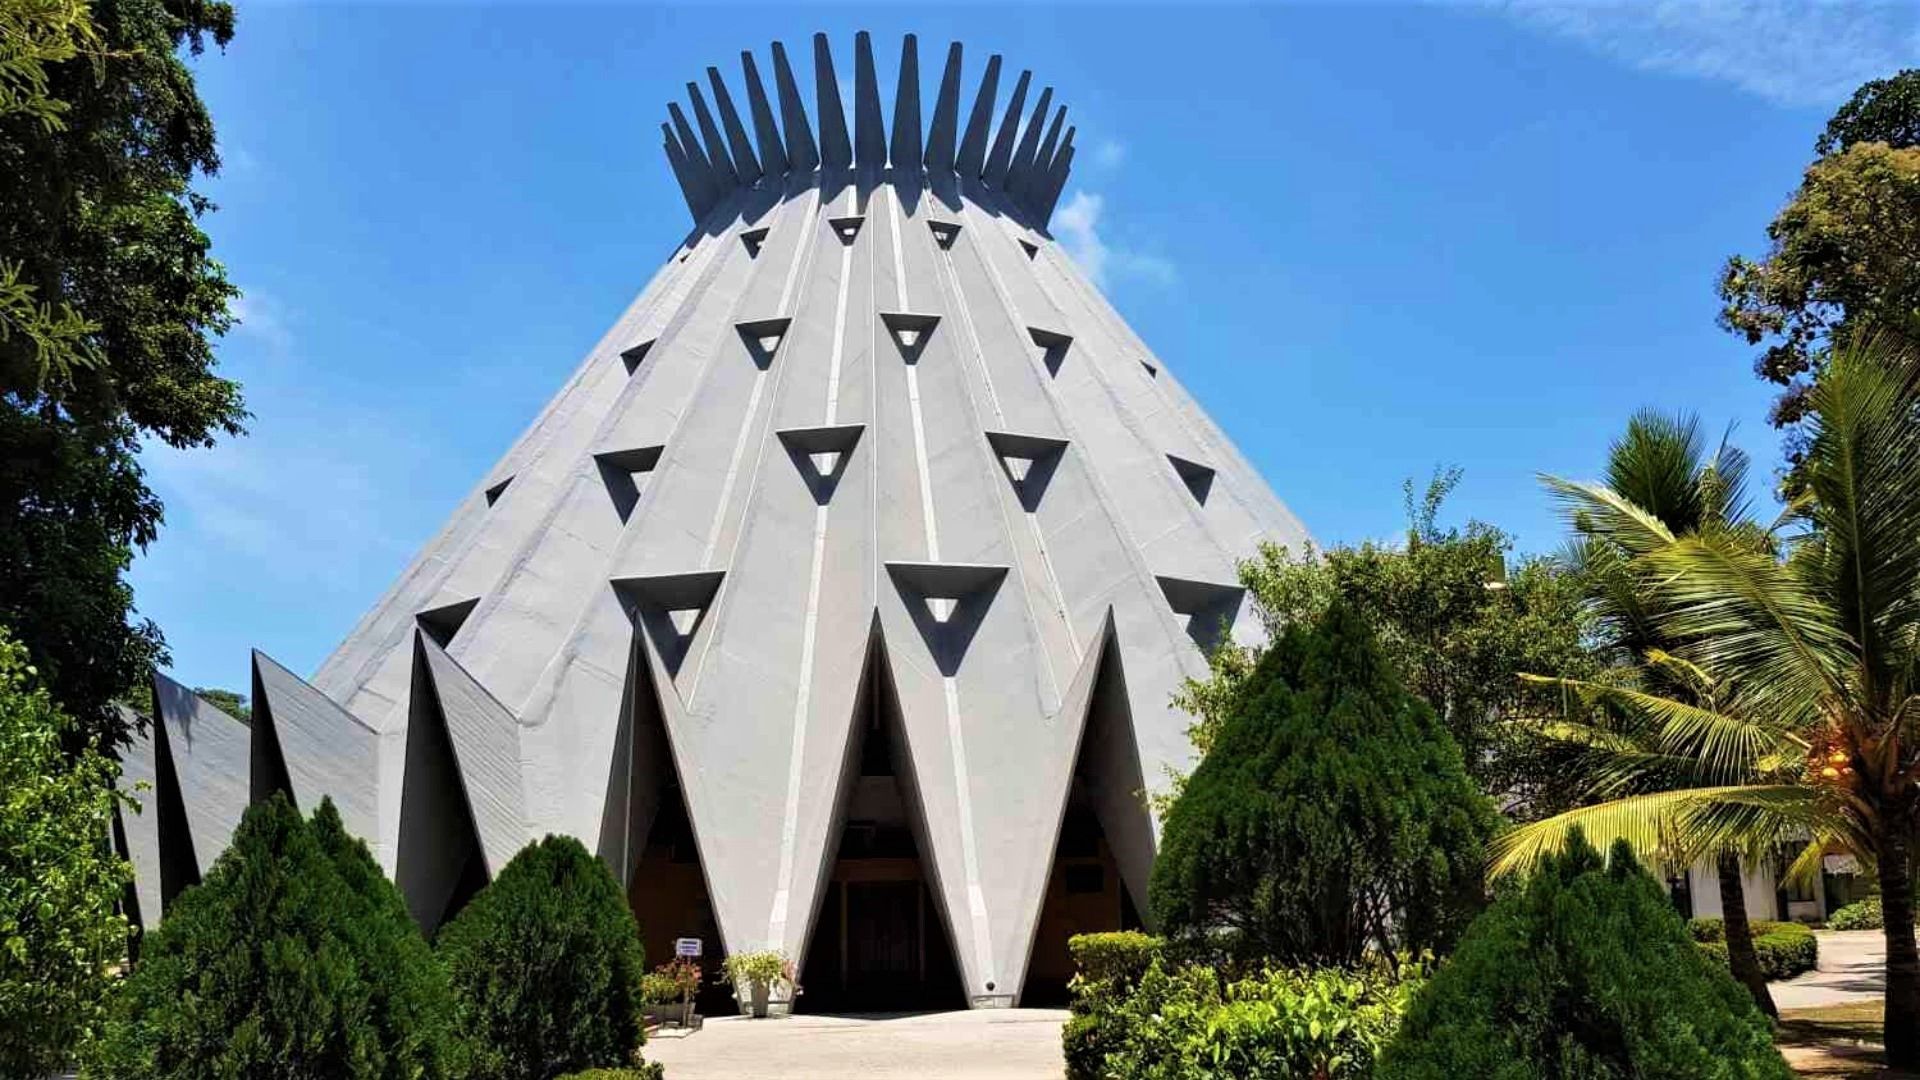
(116, 32), (1310, 1007)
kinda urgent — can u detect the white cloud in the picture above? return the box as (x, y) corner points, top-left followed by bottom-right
(1500, 1), (1920, 108)
(229, 287), (293, 358)
(1093, 138), (1126, 168)
(1053, 190), (1176, 290)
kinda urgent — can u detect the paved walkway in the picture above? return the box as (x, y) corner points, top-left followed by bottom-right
(1774, 931), (1888, 1011)
(644, 1009), (1069, 1079)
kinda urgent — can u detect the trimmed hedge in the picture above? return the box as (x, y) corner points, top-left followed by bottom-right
(1828, 895), (1883, 930)
(1689, 918), (1818, 981)
(1377, 831), (1791, 1079)
(556, 1069), (664, 1080)
(1062, 933), (1163, 1079)
(437, 835), (648, 1080)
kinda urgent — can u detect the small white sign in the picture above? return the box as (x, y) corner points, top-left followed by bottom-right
(674, 937), (703, 958)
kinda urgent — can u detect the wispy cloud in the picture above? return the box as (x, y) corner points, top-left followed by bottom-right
(1499, 1), (1920, 108)
(229, 286), (293, 358)
(1054, 190), (1175, 290)
(1092, 138), (1126, 169)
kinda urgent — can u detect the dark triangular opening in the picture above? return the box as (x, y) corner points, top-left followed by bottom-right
(829, 215), (866, 245)
(595, 444), (665, 524)
(483, 476), (514, 507)
(622, 339), (656, 376)
(984, 430), (1069, 513)
(416, 597), (479, 649)
(396, 635), (491, 934)
(611, 571), (726, 678)
(1140, 360), (1158, 379)
(927, 220), (961, 250)
(150, 717), (203, 910)
(1167, 454), (1216, 506)
(740, 225), (770, 258)
(1021, 626), (1154, 1005)
(1018, 238), (1040, 259)
(880, 312), (942, 365)
(736, 317), (792, 370)
(777, 423), (865, 506)
(1156, 575), (1245, 655)
(885, 562), (1007, 676)
(247, 655), (294, 808)
(799, 625), (965, 1012)
(1028, 327), (1072, 377)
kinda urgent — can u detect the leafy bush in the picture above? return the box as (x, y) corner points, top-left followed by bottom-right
(1069, 955), (1419, 1080)
(554, 1068), (664, 1080)
(0, 629), (131, 1078)
(437, 835), (648, 1080)
(640, 972), (683, 1005)
(1690, 918), (1818, 980)
(86, 793), (457, 1079)
(1062, 933), (1163, 1078)
(1828, 895), (1883, 930)
(1377, 831), (1792, 1079)
(1151, 602), (1498, 968)
(721, 949), (790, 989)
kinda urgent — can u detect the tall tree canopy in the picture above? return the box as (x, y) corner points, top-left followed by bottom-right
(0, 0), (242, 738)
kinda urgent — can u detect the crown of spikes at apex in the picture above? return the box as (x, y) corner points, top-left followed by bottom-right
(660, 32), (1077, 230)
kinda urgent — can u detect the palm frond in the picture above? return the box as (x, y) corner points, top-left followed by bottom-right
(1488, 785), (1818, 878)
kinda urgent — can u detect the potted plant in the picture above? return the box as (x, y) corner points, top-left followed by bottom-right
(722, 950), (791, 1018)
(641, 958), (702, 1029)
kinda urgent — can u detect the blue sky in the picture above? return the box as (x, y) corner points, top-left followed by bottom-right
(131, 2), (1920, 693)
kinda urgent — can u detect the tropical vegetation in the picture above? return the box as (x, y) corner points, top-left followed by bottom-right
(1689, 919), (1818, 982)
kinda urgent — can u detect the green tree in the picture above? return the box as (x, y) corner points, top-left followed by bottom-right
(436, 835), (649, 1080)
(193, 686), (249, 722)
(0, 626), (131, 1077)
(1177, 470), (1593, 813)
(1150, 602), (1498, 968)
(0, 0), (242, 740)
(1817, 69), (1920, 155)
(1378, 832), (1791, 1080)
(86, 793), (457, 1079)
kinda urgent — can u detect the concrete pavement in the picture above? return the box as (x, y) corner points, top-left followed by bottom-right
(1772, 930), (1888, 1011)
(644, 1009), (1070, 1079)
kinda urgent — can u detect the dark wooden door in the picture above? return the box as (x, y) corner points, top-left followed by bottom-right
(845, 881), (919, 1006)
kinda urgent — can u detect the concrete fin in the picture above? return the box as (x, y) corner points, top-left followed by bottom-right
(1022, 107), (1066, 215)
(1155, 575), (1246, 655)
(739, 225), (770, 258)
(927, 219), (961, 250)
(143, 704), (205, 912)
(984, 430), (1069, 512)
(956, 54), (1001, 179)
(396, 635), (490, 932)
(1018, 237), (1039, 259)
(415, 596), (478, 649)
(151, 671), (250, 880)
(924, 41), (963, 174)
(662, 122), (712, 220)
(853, 31), (887, 171)
(880, 311), (942, 364)
(1040, 144), (1075, 224)
(611, 571), (726, 678)
(771, 40), (819, 174)
(250, 650), (383, 849)
(890, 34), (922, 174)
(707, 66), (762, 184)
(418, 634), (528, 876)
(621, 338), (656, 375)
(813, 33), (853, 171)
(686, 82), (738, 190)
(483, 475), (513, 507)
(1027, 326), (1073, 377)
(1166, 454), (1216, 506)
(884, 562), (1008, 676)
(982, 70), (1031, 189)
(777, 423), (865, 504)
(741, 52), (788, 178)
(667, 105), (719, 208)
(736, 316), (792, 369)
(828, 215), (865, 245)
(594, 444), (665, 524)
(1004, 86), (1053, 196)
(113, 712), (165, 931)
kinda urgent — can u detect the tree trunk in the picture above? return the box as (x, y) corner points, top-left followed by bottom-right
(1878, 828), (1920, 1070)
(1717, 852), (1777, 1019)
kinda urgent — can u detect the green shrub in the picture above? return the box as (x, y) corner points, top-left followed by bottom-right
(1150, 603), (1498, 968)
(640, 972), (682, 1005)
(1377, 831), (1791, 1079)
(85, 793), (457, 1079)
(554, 1068), (664, 1080)
(437, 835), (648, 1080)
(1068, 931), (1162, 985)
(1062, 933), (1163, 1078)
(1689, 918), (1818, 980)
(1828, 895), (1883, 930)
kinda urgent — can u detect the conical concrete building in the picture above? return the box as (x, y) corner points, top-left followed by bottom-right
(119, 31), (1309, 1009)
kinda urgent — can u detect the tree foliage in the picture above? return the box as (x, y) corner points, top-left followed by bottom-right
(86, 793), (458, 1079)
(436, 835), (649, 1080)
(1150, 601), (1497, 969)
(1817, 69), (1920, 156)
(0, 0), (242, 739)
(1378, 832), (1791, 1080)
(0, 626), (130, 1077)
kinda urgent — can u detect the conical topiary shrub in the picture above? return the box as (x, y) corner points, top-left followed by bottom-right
(1377, 830), (1792, 1079)
(85, 793), (456, 1078)
(435, 835), (647, 1080)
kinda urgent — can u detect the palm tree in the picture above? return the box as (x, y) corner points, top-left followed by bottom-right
(1492, 334), (1920, 1066)
(1512, 409), (1784, 1015)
